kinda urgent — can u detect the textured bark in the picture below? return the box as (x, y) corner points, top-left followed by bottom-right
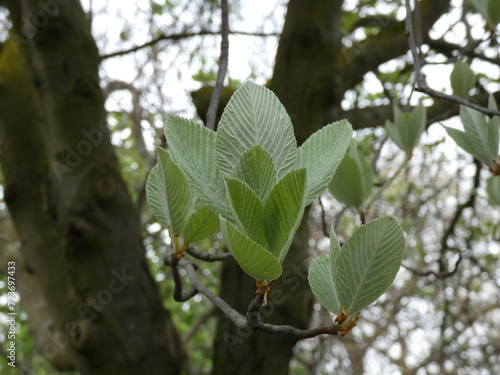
(0, 1), (182, 374)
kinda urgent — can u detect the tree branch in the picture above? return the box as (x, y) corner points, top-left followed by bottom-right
(186, 246), (233, 261)
(100, 30), (279, 60)
(405, 0), (500, 117)
(165, 249), (346, 340)
(205, 0), (229, 130)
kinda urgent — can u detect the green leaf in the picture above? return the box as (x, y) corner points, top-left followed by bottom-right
(146, 148), (193, 234)
(329, 143), (373, 208)
(450, 61), (477, 98)
(487, 96), (499, 158)
(220, 218), (282, 281)
(442, 126), (477, 157)
(488, 0), (500, 24)
(182, 206), (220, 243)
(308, 255), (340, 314)
(385, 105), (426, 154)
(216, 82), (297, 178)
(329, 228), (342, 278)
(232, 145), (277, 201)
(460, 106), (497, 167)
(384, 119), (404, 150)
(334, 217), (405, 316)
(164, 115), (230, 218)
(472, 0), (490, 22)
(225, 177), (267, 248)
(297, 120), (352, 205)
(263, 168), (307, 261)
(487, 175), (500, 206)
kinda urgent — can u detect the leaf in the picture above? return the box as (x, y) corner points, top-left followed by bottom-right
(472, 0), (490, 22)
(329, 143), (373, 208)
(450, 61), (477, 98)
(385, 105), (426, 154)
(164, 115), (230, 218)
(329, 228), (342, 278)
(384, 119), (404, 150)
(297, 120), (352, 205)
(182, 206), (220, 243)
(486, 176), (500, 206)
(225, 177), (267, 248)
(232, 144), (277, 200)
(334, 217), (405, 316)
(308, 255), (340, 314)
(405, 105), (427, 150)
(442, 126), (477, 157)
(220, 218), (282, 281)
(216, 82), (297, 178)
(488, 0), (500, 24)
(487, 95), (500, 159)
(145, 148), (193, 234)
(460, 106), (497, 167)
(263, 168), (307, 261)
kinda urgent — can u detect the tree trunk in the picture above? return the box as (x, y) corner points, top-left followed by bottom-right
(0, 1), (182, 374)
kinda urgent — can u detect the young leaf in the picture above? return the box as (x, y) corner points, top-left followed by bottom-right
(308, 255), (340, 314)
(450, 61), (477, 98)
(459, 106), (498, 170)
(385, 105), (426, 156)
(487, 95), (500, 159)
(145, 148), (193, 234)
(297, 120), (352, 205)
(487, 176), (500, 206)
(488, 0), (500, 24)
(442, 126), (477, 157)
(334, 217), (405, 316)
(182, 206), (220, 244)
(225, 177), (267, 248)
(232, 145), (277, 201)
(220, 218), (282, 281)
(164, 115), (230, 218)
(216, 82), (297, 178)
(328, 143), (373, 208)
(263, 168), (307, 261)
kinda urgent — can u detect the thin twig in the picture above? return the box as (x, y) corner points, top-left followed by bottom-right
(205, 0), (230, 130)
(166, 250), (343, 339)
(170, 255), (199, 302)
(186, 246), (233, 261)
(100, 30), (278, 60)
(404, 0), (500, 117)
(402, 254), (462, 279)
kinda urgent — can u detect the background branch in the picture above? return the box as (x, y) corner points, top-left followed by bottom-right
(205, 0), (229, 130)
(405, 0), (500, 117)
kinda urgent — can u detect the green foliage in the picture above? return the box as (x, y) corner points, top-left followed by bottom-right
(450, 61), (477, 98)
(148, 82), (352, 280)
(328, 141), (373, 208)
(385, 104), (426, 157)
(146, 146), (219, 247)
(308, 217), (405, 319)
(486, 175), (500, 205)
(443, 96), (500, 174)
(471, 0), (500, 25)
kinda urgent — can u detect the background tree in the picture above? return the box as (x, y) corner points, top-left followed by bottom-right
(0, 0), (499, 374)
